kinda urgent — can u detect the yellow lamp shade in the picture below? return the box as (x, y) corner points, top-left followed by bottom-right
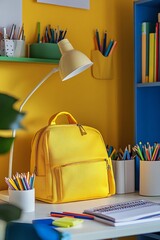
(58, 39), (93, 81)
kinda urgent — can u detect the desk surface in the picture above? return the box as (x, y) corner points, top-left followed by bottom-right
(14, 192), (160, 240)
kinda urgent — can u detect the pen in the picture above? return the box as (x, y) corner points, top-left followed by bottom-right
(50, 213), (92, 219)
(63, 211), (94, 218)
(50, 211), (94, 220)
(50, 214), (94, 220)
(102, 31), (107, 55)
(95, 29), (101, 51)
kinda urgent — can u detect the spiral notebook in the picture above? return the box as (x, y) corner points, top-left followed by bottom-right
(84, 199), (160, 226)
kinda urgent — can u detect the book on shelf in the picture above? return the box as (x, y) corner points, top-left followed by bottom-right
(141, 22), (155, 83)
(149, 32), (155, 82)
(141, 13), (160, 83)
(142, 22), (147, 83)
(155, 22), (159, 82)
(158, 13), (160, 81)
(84, 199), (160, 226)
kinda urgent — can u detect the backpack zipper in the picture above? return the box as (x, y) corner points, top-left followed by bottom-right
(77, 124), (87, 135)
(53, 158), (109, 169)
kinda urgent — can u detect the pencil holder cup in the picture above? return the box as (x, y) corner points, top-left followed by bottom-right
(9, 188), (35, 212)
(91, 50), (113, 80)
(139, 161), (160, 196)
(112, 160), (135, 194)
(0, 39), (25, 57)
(29, 43), (61, 59)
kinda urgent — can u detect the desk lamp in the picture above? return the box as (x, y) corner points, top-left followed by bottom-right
(0, 39), (93, 201)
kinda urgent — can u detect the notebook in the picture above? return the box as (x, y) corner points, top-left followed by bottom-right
(84, 199), (160, 226)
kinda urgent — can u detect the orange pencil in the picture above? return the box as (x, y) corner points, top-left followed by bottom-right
(108, 41), (117, 56)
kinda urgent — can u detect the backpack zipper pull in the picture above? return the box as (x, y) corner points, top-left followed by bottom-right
(105, 159), (111, 170)
(77, 124), (87, 136)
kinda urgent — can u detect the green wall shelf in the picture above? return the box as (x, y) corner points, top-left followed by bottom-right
(0, 56), (59, 64)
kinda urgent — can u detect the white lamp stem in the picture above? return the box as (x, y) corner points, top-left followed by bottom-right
(8, 67), (59, 178)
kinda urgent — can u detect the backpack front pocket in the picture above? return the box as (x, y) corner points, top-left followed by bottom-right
(54, 159), (109, 203)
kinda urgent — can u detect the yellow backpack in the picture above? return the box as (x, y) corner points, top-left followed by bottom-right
(30, 111), (115, 203)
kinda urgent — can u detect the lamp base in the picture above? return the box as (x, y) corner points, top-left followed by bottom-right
(0, 190), (9, 202)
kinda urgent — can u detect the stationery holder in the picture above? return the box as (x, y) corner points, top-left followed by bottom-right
(140, 161), (160, 196)
(9, 188), (35, 212)
(30, 43), (61, 59)
(112, 160), (135, 194)
(91, 50), (113, 80)
(0, 39), (25, 57)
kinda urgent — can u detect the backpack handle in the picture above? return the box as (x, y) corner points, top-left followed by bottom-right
(48, 111), (78, 125)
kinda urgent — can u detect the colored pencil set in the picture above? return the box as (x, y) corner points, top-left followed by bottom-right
(107, 145), (134, 160)
(5, 172), (35, 191)
(132, 142), (160, 161)
(107, 142), (160, 161)
(37, 22), (67, 43)
(94, 29), (117, 57)
(0, 24), (25, 41)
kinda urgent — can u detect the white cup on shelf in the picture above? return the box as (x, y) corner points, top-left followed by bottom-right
(140, 161), (160, 196)
(9, 188), (35, 212)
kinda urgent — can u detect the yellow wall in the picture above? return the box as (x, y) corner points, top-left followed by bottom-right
(0, 0), (134, 189)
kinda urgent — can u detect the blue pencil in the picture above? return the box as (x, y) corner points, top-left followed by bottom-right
(105, 40), (114, 56)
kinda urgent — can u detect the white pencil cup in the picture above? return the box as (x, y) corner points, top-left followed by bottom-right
(112, 160), (135, 194)
(9, 189), (35, 212)
(140, 161), (160, 196)
(0, 39), (25, 57)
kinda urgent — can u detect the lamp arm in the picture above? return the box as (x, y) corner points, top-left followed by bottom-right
(20, 67), (59, 112)
(8, 67), (59, 178)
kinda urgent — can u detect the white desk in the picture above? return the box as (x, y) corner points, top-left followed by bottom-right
(14, 192), (160, 240)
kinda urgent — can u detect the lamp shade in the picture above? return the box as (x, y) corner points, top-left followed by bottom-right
(58, 39), (93, 81)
